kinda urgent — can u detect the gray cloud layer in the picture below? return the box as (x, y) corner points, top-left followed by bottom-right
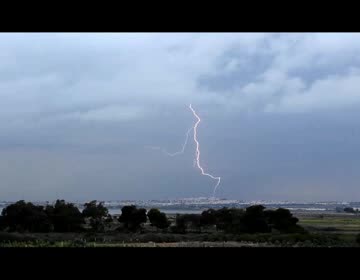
(1, 33), (360, 201)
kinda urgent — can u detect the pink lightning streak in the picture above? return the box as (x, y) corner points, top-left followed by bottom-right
(189, 104), (221, 197)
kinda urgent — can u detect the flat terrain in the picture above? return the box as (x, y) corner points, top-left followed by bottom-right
(1, 212), (360, 247)
(296, 213), (360, 233)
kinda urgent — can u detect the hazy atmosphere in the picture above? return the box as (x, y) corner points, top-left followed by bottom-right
(1, 33), (360, 202)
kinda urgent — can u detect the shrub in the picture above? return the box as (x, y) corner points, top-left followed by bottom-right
(45, 200), (84, 232)
(118, 205), (147, 232)
(1, 200), (52, 232)
(147, 209), (170, 230)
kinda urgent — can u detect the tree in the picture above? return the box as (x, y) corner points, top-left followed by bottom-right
(82, 200), (110, 232)
(344, 207), (355, 213)
(172, 214), (187, 233)
(238, 205), (270, 233)
(227, 208), (246, 233)
(265, 208), (305, 233)
(200, 207), (246, 233)
(200, 209), (217, 226)
(1, 200), (52, 232)
(183, 214), (202, 232)
(0, 216), (6, 231)
(118, 205), (147, 231)
(213, 207), (233, 231)
(147, 208), (170, 230)
(45, 200), (85, 232)
(82, 200), (109, 219)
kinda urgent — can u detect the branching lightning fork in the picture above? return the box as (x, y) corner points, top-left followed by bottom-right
(162, 126), (193, 157)
(189, 104), (221, 197)
(147, 104), (221, 197)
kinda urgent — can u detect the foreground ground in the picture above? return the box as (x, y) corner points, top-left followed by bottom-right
(1, 212), (360, 247)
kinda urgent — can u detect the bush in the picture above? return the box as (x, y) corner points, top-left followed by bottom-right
(118, 205), (147, 232)
(199, 205), (306, 234)
(45, 200), (85, 232)
(1, 200), (52, 232)
(200, 209), (217, 226)
(147, 209), (170, 230)
(82, 200), (109, 219)
(171, 215), (187, 234)
(82, 200), (110, 232)
(265, 208), (305, 233)
(172, 214), (204, 233)
(344, 207), (355, 213)
(239, 205), (270, 233)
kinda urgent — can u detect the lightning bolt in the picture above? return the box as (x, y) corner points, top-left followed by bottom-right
(189, 104), (221, 197)
(146, 104), (221, 198)
(162, 126), (193, 156)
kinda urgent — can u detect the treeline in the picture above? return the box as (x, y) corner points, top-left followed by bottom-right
(0, 200), (170, 233)
(0, 200), (305, 234)
(173, 205), (305, 234)
(0, 200), (109, 233)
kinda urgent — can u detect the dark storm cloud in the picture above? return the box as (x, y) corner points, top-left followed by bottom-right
(1, 33), (360, 201)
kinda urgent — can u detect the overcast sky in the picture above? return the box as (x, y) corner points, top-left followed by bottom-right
(1, 33), (360, 202)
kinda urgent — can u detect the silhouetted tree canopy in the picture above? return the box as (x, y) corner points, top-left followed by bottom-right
(217, 208), (243, 232)
(82, 200), (109, 219)
(45, 200), (85, 232)
(0, 200), (305, 236)
(182, 214), (202, 232)
(199, 205), (304, 234)
(200, 209), (217, 226)
(118, 205), (147, 231)
(264, 208), (303, 233)
(0, 200), (52, 232)
(240, 205), (270, 233)
(344, 207), (356, 213)
(147, 208), (170, 229)
(82, 200), (110, 232)
(172, 214), (187, 233)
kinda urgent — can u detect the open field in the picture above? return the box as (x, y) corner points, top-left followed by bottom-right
(296, 213), (360, 233)
(1, 212), (360, 247)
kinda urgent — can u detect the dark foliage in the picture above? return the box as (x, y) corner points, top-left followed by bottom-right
(344, 207), (356, 213)
(171, 214), (187, 233)
(118, 205), (147, 231)
(82, 200), (110, 232)
(182, 214), (202, 232)
(199, 205), (304, 234)
(147, 208), (170, 229)
(45, 200), (85, 232)
(200, 209), (217, 226)
(0, 200), (52, 232)
(265, 208), (305, 233)
(82, 200), (109, 219)
(234, 205), (270, 233)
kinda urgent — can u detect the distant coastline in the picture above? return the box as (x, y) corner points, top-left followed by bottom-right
(1, 199), (360, 215)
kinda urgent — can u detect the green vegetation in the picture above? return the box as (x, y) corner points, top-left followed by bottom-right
(82, 200), (111, 232)
(299, 216), (360, 233)
(0, 200), (52, 232)
(118, 205), (147, 231)
(45, 200), (85, 232)
(344, 207), (359, 213)
(147, 208), (170, 230)
(171, 205), (305, 234)
(1, 200), (360, 247)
